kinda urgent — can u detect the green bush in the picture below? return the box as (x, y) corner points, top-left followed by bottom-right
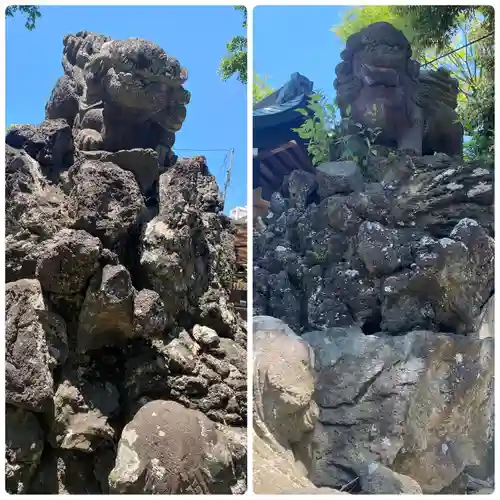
(293, 95), (382, 169)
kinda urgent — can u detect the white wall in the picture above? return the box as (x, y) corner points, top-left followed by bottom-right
(230, 206), (248, 220)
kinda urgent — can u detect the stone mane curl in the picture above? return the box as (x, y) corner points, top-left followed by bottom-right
(342, 21), (412, 60)
(417, 67), (460, 111)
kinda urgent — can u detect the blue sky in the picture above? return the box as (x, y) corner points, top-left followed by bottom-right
(254, 6), (349, 105)
(5, 5), (247, 213)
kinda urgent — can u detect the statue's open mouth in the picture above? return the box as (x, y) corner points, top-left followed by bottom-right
(360, 63), (399, 87)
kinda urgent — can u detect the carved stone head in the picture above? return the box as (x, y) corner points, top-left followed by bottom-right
(82, 38), (190, 129)
(334, 22), (420, 142)
(61, 32), (190, 126)
(57, 31), (190, 158)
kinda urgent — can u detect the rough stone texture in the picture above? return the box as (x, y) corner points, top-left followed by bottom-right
(140, 156), (243, 340)
(198, 289), (248, 343)
(5, 406), (45, 494)
(284, 170), (318, 210)
(474, 294), (494, 339)
(5, 279), (59, 412)
(109, 400), (242, 493)
(192, 324), (220, 347)
(49, 376), (118, 452)
(140, 217), (198, 324)
(358, 463), (423, 494)
(132, 289), (167, 338)
(158, 155), (223, 216)
(6, 118), (74, 173)
(334, 22), (463, 157)
(383, 219), (493, 335)
(5, 30), (246, 494)
(77, 264), (136, 351)
(5, 145), (73, 282)
(316, 160), (364, 198)
(254, 152), (493, 336)
(216, 424), (248, 494)
(377, 153), (494, 236)
(218, 337), (247, 375)
(45, 74), (79, 125)
(252, 316), (340, 494)
(67, 160), (146, 251)
(303, 326), (493, 494)
(151, 327), (248, 426)
(80, 148), (160, 199)
(35, 228), (102, 294)
(357, 220), (415, 275)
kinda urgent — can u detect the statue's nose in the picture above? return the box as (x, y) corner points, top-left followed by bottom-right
(360, 64), (399, 87)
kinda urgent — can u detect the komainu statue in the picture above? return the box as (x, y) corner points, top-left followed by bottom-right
(46, 30), (190, 166)
(334, 22), (463, 157)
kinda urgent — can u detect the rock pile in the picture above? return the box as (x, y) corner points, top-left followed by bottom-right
(254, 153), (493, 337)
(5, 31), (246, 494)
(253, 152), (494, 494)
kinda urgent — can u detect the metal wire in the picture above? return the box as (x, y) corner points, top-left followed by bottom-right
(421, 31), (494, 67)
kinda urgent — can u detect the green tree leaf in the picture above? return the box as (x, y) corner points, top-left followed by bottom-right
(219, 6), (247, 84)
(253, 73), (274, 103)
(5, 5), (41, 30)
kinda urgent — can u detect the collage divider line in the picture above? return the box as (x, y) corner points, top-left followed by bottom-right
(246, 3), (254, 493)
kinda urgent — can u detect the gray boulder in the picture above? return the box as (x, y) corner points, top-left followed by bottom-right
(132, 289), (167, 338)
(109, 400), (241, 493)
(140, 157), (242, 341)
(5, 146), (73, 281)
(80, 148), (160, 196)
(316, 160), (364, 198)
(303, 327), (493, 493)
(49, 377), (118, 452)
(5, 279), (58, 412)
(68, 160), (146, 250)
(77, 265), (135, 351)
(5, 406), (45, 493)
(284, 169), (318, 209)
(35, 228), (102, 294)
(381, 218), (494, 334)
(5, 118), (74, 172)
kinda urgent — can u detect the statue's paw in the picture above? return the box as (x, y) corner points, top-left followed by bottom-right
(75, 128), (104, 151)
